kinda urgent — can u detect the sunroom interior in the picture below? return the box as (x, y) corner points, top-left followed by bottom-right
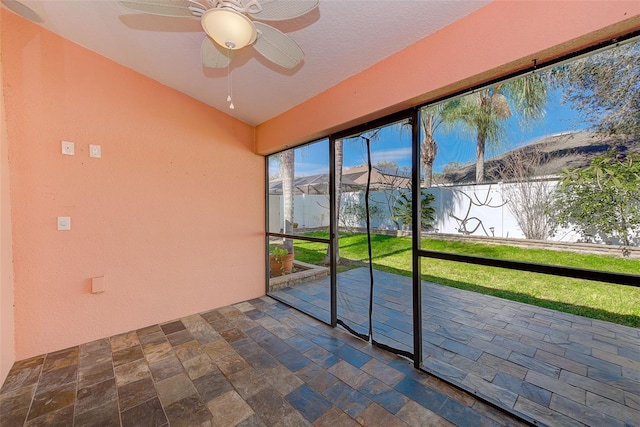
(2, 1), (639, 426)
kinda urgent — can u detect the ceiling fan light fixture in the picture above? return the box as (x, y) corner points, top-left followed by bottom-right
(201, 8), (256, 50)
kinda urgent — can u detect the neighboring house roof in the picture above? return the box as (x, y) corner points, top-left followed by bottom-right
(343, 165), (411, 190)
(269, 174), (361, 195)
(271, 132), (640, 192)
(269, 165), (412, 195)
(438, 131), (640, 184)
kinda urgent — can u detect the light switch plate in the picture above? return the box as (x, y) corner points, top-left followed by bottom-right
(61, 141), (75, 156)
(57, 216), (71, 231)
(89, 144), (101, 158)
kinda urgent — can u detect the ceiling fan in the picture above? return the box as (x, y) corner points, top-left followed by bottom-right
(117, 0), (319, 69)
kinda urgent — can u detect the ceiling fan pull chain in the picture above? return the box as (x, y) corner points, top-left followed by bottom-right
(227, 54), (235, 110)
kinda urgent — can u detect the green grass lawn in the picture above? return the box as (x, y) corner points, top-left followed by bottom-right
(294, 232), (640, 327)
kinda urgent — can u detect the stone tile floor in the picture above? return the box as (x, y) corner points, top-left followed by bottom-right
(271, 268), (640, 427)
(0, 296), (528, 427)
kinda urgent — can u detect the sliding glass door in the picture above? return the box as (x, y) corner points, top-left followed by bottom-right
(334, 118), (415, 357)
(265, 113), (419, 359)
(266, 139), (333, 323)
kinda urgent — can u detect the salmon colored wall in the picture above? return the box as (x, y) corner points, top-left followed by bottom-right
(2, 9), (264, 360)
(1, 28), (16, 383)
(256, 0), (640, 153)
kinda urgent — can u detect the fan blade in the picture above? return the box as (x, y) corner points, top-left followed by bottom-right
(201, 37), (232, 68)
(117, 0), (204, 18)
(253, 22), (303, 69)
(248, 0), (318, 21)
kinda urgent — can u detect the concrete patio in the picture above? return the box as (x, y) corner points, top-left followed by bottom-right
(270, 268), (640, 426)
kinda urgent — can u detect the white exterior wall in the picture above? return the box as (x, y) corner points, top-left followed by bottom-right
(268, 195), (282, 233)
(427, 184), (516, 238)
(296, 194), (331, 228)
(269, 181), (588, 242)
(425, 182), (583, 242)
(268, 194), (331, 232)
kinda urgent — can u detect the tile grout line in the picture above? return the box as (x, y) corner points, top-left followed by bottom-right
(110, 337), (123, 427)
(25, 355), (45, 426)
(145, 325), (182, 427)
(72, 350), (78, 427)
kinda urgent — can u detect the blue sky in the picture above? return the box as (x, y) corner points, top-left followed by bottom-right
(271, 88), (585, 177)
(432, 89), (584, 172)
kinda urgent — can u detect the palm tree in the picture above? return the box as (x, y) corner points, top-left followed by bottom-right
(419, 102), (460, 187)
(325, 139), (343, 264)
(448, 74), (548, 182)
(420, 110), (438, 188)
(280, 149), (295, 253)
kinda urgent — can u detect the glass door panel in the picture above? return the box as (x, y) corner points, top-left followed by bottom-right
(335, 119), (414, 356)
(267, 139), (332, 321)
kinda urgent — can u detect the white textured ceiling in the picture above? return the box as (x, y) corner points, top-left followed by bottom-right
(2, 0), (490, 125)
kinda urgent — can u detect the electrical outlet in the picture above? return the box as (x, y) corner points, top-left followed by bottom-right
(57, 216), (71, 231)
(89, 144), (101, 158)
(61, 141), (75, 156)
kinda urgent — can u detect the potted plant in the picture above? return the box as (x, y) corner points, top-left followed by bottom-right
(269, 245), (294, 277)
